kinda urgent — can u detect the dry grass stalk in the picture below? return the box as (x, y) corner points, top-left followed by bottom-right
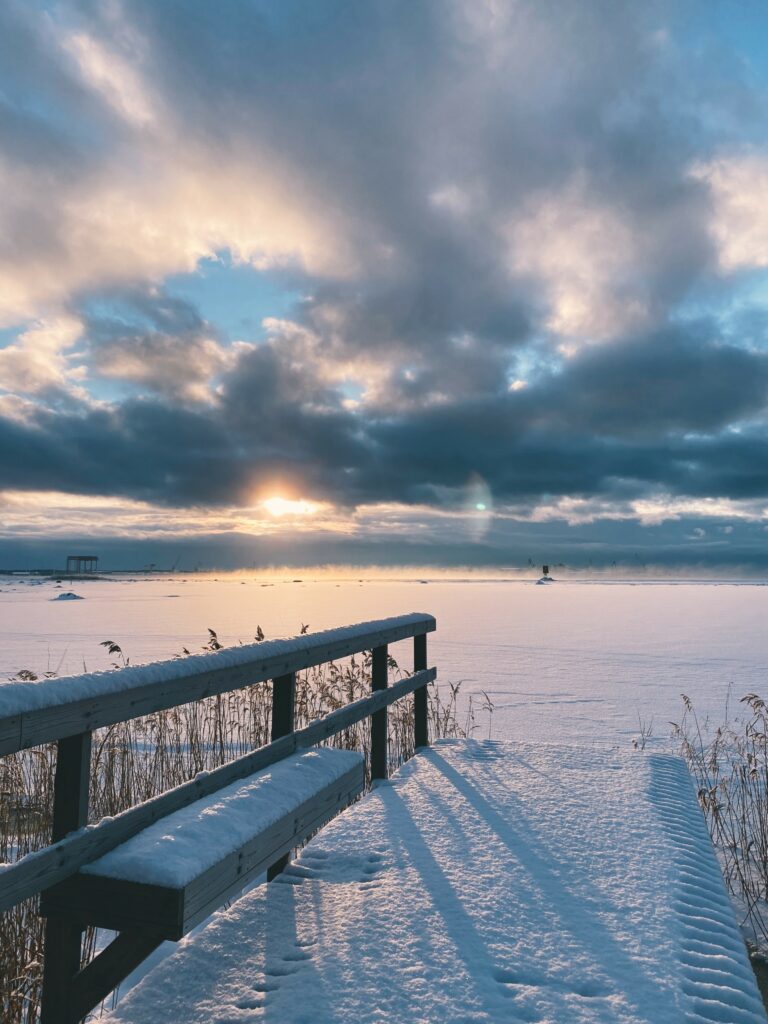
(674, 692), (768, 946)
(0, 631), (465, 1022)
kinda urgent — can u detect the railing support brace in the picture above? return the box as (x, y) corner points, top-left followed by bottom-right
(371, 646), (388, 780)
(41, 730), (92, 1024)
(267, 672), (296, 880)
(0, 615), (437, 1019)
(414, 633), (429, 748)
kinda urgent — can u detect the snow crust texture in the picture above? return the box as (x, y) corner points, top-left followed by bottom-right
(104, 740), (767, 1024)
(82, 748), (363, 887)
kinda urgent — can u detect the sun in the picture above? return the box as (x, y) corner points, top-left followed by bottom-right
(262, 496), (320, 517)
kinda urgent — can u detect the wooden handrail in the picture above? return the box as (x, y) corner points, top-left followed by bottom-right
(0, 613), (436, 755)
(0, 667), (434, 911)
(0, 618), (436, 911)
(1, 612), (437, 1022)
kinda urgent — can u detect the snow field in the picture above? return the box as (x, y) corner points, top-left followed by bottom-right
(103, 739), (766, 1023)
(3, 576), (767, 749)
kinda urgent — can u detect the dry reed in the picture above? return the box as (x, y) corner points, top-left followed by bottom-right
(0, 629), (465, 1022)
(674, 692), (768, 948)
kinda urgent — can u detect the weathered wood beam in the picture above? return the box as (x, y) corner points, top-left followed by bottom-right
(40, 732), (91, 1024)
(0, 614), (436, 756)
(370, 646), (389, 781)
(414, 633), (429, 748)
(271, 672), (296, 742)
(67, 929), (164, 1024)
(267, 671), (296, 880)
(1, 668), (435, 912)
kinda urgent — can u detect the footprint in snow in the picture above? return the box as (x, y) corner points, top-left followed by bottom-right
(281, 948), (313, 963)
(251, 978), (281, 994)
(265, 961), (302, 978)
(235, 994), (265, 1010)
(494, 967), (610, 999)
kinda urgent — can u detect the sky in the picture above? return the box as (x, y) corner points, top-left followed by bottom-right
(2, 0), (768, 571)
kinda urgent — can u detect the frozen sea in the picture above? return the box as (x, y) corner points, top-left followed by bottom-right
(1, 572), (767, 749)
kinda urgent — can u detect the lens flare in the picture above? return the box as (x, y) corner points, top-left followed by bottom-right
(465, 475), (493, 540)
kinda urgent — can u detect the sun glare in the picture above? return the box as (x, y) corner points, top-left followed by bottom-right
(262, 496), (320, 517)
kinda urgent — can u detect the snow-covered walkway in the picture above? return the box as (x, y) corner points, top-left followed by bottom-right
(105, 740), (767, 1023)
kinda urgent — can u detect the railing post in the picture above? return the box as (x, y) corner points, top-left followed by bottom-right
(41, 730), (92, 1024)
(371, 645), (388, 781)
(271, 671), (296, 743)
(267, 672), (296, 880)
(414, 632), (429, 749)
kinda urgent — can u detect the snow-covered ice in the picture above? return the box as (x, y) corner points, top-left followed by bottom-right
(103, 739), (767, 1023)
(82, 747), (363, 887)
(2, 575), (767, 748)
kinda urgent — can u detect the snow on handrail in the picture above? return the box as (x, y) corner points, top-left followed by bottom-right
(0, 667), (436, 914)
(0, 613), (436, 755)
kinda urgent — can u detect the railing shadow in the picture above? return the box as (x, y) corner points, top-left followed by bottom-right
(423, 746), (665, 1010)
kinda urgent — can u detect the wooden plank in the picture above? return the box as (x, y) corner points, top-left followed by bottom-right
(50, 733), (91, 839)
(414, 633), (429, 748)
(370, 646), (388, 781)
(42, 875), (182, 935)
(39, 920), (84, 1024)
(297, 668), (434, 745)
(40, 732), (92, 1024)
(0, 615), (436, 756)
(0, 712), (21, 755)
(271, 672), (296, 741)
(68, 929), (164, 1024)
(182, 763), (363, 934)
(1, 668), (435, 912)
(267, 672), (296, 880)
(44, 763), (364, 941)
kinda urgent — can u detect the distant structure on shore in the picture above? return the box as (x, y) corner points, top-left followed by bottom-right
(537, 563), (555, 585)
(66, 554), (98, 574)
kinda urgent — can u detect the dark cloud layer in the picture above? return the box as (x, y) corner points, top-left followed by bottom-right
(3, 321), (768, 512)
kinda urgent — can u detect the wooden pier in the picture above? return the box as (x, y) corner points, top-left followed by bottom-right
(0, 612), (765, 1023)
(0, 613), (435, 1024)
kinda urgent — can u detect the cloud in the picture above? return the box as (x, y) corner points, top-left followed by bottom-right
(0, 316), (86, 399)
(507, 177), (648, 342)
(84, 287), (238, 401)
(62, 26), (157, 127)
(1, 315), (766, 523)
(0, 4), (360, 327)
(541, 324), (768, 436)
(1, 0), (768, 562)
(694, 153), (768, 273)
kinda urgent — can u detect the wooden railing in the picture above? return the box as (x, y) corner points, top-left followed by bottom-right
(0, 612), (436, 1023)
